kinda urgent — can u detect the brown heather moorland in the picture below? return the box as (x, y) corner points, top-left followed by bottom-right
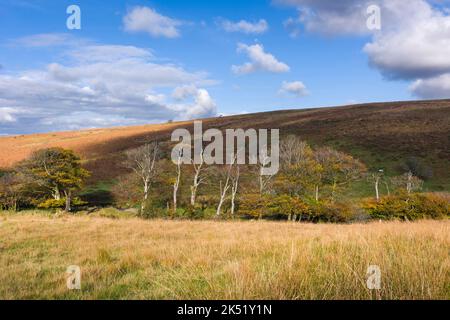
(0, 99), (449, 190)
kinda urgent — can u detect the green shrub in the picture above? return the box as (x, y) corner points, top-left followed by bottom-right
(141, 204), (168, 219)
(363, 193), (450, 221)
(307, 201), (356, 223)
(237, 194), (309, 220)
(196, 195), (220, 209)
(183, 205), (216, 220)
(237, 194), (270, 219)
(266, 195), (310, 220)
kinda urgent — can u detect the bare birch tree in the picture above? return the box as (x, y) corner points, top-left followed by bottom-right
(391, 171), (423, 194)
(125, 142), (159, 213)
(230, 164), (240, 216)
(216, 163), (233, 217)
(370, 169), (384, 201)
(173, 148), (183, 214)
(190, 150), (207, 206)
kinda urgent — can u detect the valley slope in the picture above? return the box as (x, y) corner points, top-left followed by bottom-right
(1, 99), (449, 191)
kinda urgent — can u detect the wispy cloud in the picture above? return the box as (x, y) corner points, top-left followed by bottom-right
(11, 33), (83, 47)
(219, 18), (269, 34)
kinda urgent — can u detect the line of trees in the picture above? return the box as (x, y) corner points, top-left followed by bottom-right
(1, 136), (447, 221)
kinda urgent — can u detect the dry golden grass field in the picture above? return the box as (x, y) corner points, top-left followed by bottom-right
(0, 213), (448, 300)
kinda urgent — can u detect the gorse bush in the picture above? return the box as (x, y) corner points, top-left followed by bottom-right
(37, 197), (86, 209)
(363, 192), (450, 221)
(183, 205), (216, 220)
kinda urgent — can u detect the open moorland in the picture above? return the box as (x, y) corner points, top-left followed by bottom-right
(1, 99), (449, 192)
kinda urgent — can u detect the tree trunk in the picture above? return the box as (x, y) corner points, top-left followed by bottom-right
(384, 181), (390, 196)
(173, 184), (178, 214)
(315, 185), (319, 201)
(173, 154), (182, 215)
(216, 199), (224, 217)
(375, 177), (380, 201)
(230, 168), (239, 217)
(331, 181), (337, 203)
(141, 180), (149, 214)
(406, 171), (412, 194)
(53, 185), (61, 200)
(230, 193), (236, 216)
(64, 190), (71, 212)
(216, 172), (231, 217)
(190, 185), (197, 206)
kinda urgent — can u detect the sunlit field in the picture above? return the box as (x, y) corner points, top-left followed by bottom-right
(0, 213), (448, 300)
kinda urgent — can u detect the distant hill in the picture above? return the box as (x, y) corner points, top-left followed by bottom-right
(1, 99), (449, 191)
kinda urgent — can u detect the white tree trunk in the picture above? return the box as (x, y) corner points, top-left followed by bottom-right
(141, 179), (150, 212)
(190, 185), (197, 206)
(53, 185), (61, 200)
(173, 152), (182, 214)
(216, 176), (231, 217)
(406, 171), (413, 194)
(64, 190), (71, 212)
(190, 151), (205, 206)
(375, 176), (380, 201)
(230, 167), (240, 216)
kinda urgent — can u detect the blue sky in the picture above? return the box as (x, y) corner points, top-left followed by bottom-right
(0, 0), (449, 134)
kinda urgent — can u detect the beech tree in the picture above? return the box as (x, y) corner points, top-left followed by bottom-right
(19, 148), (89, 212)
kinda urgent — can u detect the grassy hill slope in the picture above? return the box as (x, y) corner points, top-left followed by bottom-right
(1, 99), (449, 192)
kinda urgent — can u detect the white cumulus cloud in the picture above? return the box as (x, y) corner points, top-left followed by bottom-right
(169, 86), (217, 119)
(232, 43), (290, 75)
(276, 0), (371, 36)
(410, 74), (450, 99)
(278, 0), (450, 99)
(123, 6), (182, 38)
(279, 81), (309, 97)
(364, 0), (450, 80)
